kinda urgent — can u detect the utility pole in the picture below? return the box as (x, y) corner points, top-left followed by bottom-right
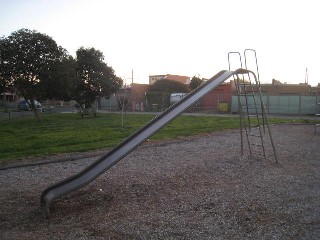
(125, 69), (134, 85)
(305, 68), (308, 84)
(132, 69), (133, 84)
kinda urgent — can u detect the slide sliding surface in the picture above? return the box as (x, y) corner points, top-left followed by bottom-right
(41, 69), (243, 218)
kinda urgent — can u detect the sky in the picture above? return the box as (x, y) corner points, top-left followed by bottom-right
(0, 0), (319, 86)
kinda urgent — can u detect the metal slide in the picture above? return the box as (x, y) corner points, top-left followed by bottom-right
(41, 69), (248, 218)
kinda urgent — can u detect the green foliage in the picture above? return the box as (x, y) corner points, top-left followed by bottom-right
(147, 79), (190, 111)
(189, 75), (204, 90)
(0, 29), (64, 100)
(145, 91), (171, 111)
(0, 29), (66, 120)
(41, 56), (78, 101)
(0, 29), (123, 116)
(0, 37), (9, 95)
(149, 79), (190, 93)
(74, 47), (122, 109)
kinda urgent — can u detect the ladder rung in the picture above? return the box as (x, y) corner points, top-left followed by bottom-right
(238, 93), (254, 96)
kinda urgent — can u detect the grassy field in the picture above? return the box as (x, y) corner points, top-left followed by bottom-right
(0, 112), (309, 164)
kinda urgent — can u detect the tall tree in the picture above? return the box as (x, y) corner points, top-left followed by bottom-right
(74, 47), (122, 109)
(0, 29), (64, 120)
(189, 75), (204, 90)
(40, 55), (78, 101)
(0, 37), (5, 93)
(0, 36), (15, 111)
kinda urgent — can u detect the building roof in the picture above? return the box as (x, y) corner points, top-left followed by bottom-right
(260, 83), (311, 95)
(164, 74), (190, 84)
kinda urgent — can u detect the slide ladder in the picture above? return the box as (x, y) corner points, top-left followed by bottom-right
(40, 69), (250, 218)
(228, 50), (278, 162)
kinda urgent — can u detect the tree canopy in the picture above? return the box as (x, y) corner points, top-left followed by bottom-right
(74, 47), (122, 109)
(0, 37), (9, 96)
(0, 28), (123, 117)
(41, 55), (78, 101)
(0, 29), (65, 119)
(189, 75), (204, 90)
(0, 29), (64, 100)
(148, 79), (190, 93)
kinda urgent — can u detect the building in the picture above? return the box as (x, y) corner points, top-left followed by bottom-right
(149, 74), (190, 85)
(231, 79), (320, 114)
(130, 83), (149, 111)
(105, 76), (320, 114)
(199, 80), (236, 112)
(260, 81), (311, 96)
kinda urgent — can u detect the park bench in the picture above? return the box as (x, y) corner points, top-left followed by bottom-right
(79, 108), (97, 118)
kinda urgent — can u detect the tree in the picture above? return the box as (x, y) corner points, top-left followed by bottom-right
(40, 55), (77, 101)
(0, 70), (4, 94)
(117, 84), (131, 128)
(147, 79), (190, 111)
(0, 73), (5, 110)
(0, 71), (4, 96)
(149, 79), (190, 93)
(0, 29), (64, 120)
(74, 47), (122, 110)
(0, 38), (5, 92)
(189, 75), (204, 90)
(0, 37), (11, 111)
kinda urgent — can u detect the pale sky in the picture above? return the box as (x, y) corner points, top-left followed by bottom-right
(1, 0), (319, 86)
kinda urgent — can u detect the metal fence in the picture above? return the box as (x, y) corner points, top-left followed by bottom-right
(231, 95), (318, 115)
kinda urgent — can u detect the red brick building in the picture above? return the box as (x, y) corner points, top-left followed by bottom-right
(199, 81), (236, 112)
(130, 83), (149, 111)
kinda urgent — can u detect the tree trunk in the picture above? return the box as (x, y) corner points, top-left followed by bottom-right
(29, 98), (41, 122)
(32, 106), (41, 122)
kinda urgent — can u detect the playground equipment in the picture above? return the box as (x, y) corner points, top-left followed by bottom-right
(228, 49), (277, 162)
(41, 69), (252, 217)
(41, 51), (278, 217)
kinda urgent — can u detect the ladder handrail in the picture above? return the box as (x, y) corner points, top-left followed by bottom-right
(228, 52), (243, 71)
(229, 50), (278, 163)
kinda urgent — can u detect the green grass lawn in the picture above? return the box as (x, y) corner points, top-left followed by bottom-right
(0, 112), (309, 164)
